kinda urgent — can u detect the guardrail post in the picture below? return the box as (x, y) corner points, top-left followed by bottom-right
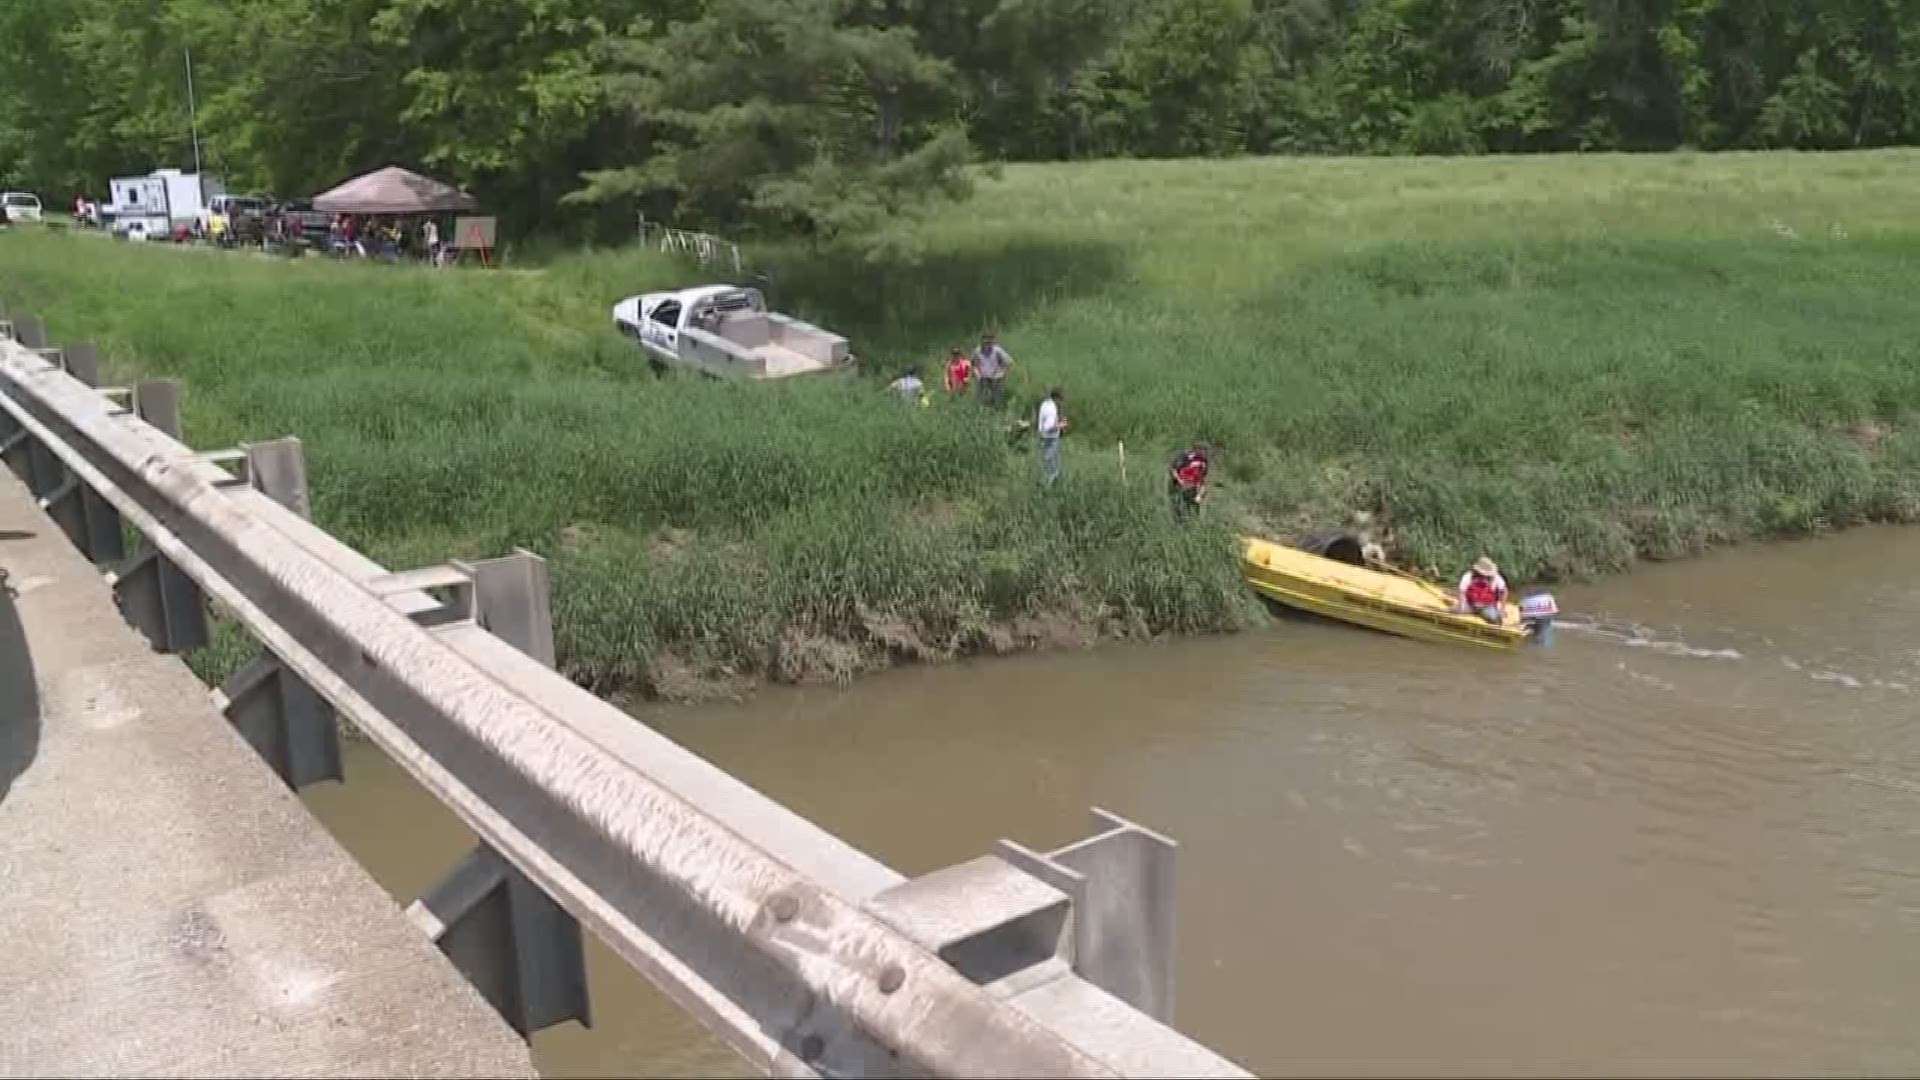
(104, 376), (204, 650)
(0, 314), (57, 494)
(244, 437), (311, 519)
(24, 339), (124, 563)
(995, 809), (1178, 1022)
(111, 543), (208, 651)
(12, 315), (46, 350)
(455, 549), (555, 666)
(133, 378), (181, 440)
(405, 845), (590, 1038)
(0, 410), (27, 477)
(406, 548), (589, 1038)
(24, 425), (64, 500)
(209, 435), (338, 786)
(214, 652), (342, 788)
(62, 341), (100, 387)
(110, 544), (210, 653)
(38, 470), (125, 564)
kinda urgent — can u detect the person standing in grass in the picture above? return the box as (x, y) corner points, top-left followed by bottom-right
(889, 365), (929, 407)
(1168, 442), (1212, 522)
(1036, 386), (1068, 485)
(943, 347), (971, 396)
(973, 332), (1012, 409)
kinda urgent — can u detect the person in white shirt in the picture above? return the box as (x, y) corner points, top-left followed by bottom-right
(888, 365), (927, 405)
(1035, 386), (1067, 485)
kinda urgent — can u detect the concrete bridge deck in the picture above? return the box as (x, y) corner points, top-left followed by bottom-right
(0, 471), (534, 1078)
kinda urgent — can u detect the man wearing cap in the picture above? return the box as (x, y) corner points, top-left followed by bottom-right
(1456, 557), (1508, 623)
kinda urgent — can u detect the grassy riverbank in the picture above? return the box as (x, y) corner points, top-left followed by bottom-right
(6, 151), (1920, 698)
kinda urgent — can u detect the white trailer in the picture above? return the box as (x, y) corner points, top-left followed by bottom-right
(105, 169), (225, 240)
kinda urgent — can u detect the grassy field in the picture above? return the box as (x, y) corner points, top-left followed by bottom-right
(5, 150), (1920, 697)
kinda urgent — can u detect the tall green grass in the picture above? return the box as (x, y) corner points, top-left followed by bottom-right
(7, 150), (1920, 695)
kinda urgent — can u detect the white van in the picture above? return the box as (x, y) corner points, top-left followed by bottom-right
(1, 192), (43, 224)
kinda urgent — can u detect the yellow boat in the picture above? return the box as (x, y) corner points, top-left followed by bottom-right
(1240, 534), (1530, 651)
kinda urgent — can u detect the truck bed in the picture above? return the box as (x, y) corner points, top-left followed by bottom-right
(754, 344), (840, 377)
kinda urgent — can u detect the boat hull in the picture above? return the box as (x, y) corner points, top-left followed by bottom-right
(1241, 536), (1528, 652)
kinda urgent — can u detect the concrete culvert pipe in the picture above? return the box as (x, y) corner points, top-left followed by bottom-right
(1295, 528), (1367, 567)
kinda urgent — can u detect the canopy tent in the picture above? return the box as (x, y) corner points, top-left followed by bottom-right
(311, 166), (476, 215)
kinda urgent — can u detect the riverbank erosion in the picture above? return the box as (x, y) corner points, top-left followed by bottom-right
(6, 150), (1920, 699)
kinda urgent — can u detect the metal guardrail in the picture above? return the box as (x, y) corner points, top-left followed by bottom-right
(0, 313), (1252, 1079)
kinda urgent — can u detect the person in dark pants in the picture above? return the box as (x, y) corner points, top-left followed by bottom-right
(1168, 442), (1212, 522)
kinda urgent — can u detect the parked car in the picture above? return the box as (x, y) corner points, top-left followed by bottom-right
(273, 199), (332, 248)
(208, 193), (274, 243)
(2, 192), (43, 224)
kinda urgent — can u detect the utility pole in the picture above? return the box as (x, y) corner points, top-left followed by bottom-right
(183, 45), (203, 177)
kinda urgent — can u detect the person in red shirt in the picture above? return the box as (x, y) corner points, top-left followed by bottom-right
(943, 347), (970, 395)
(1455, 556), (1509, 623)
(1168, 442), (1212, 522)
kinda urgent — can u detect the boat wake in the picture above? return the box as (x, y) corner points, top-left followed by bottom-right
(1553, 614), (1744, 660)
(1560, 613), (1914, 695)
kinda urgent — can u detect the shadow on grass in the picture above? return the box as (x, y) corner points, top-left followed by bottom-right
(764, 237), (1129, 360)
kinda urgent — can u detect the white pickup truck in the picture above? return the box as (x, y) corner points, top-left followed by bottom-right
(612, 285), (851, 379)
(1, 192), (43, 224)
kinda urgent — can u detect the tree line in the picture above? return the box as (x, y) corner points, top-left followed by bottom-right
(3, 0), (1916, 244)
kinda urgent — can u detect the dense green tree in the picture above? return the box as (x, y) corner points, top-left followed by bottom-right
(368, 0), (651, 231)
(169, 0), (412, 195)
(9, 0), (1920, 239)
(575, 0), (974, 250)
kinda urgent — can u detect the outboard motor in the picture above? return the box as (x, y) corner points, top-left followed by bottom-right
(1519, 591), (1558, 647)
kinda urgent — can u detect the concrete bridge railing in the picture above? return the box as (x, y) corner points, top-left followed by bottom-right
(0, 309), (1251, 1079)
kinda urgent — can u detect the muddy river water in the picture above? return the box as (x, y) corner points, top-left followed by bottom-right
(305, 527), (1920, 1076)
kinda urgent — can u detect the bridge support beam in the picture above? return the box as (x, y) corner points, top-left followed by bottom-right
(402, 549), (589, 1038)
